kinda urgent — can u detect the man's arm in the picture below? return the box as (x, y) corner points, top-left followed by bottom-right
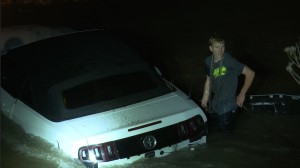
(236, 66), (255, 107)
(201, 75), (211, 111)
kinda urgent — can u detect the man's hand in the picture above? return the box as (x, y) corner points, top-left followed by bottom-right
(236, 93), (245, 107)
(237, 66), (255, 107)
(201, 98), (212, 113)
(201, 98), (208, 110)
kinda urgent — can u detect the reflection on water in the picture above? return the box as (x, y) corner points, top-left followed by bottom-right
(2, 109), (300, 168)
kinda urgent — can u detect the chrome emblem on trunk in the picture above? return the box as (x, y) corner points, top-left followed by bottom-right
(142, 135), (157, 149)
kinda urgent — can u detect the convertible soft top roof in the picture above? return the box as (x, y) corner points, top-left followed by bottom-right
(2, 29), (169, 121)
(2, 29), (144, 97)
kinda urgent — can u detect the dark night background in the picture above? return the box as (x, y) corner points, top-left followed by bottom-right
(2, 0), (300, 97)
(1, 0), (300, 168)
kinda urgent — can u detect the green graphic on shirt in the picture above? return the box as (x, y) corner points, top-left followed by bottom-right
(213, 66), (227, 77)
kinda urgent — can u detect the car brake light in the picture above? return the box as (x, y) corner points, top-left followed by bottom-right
(177, 115), (205, 142)
(78, 141), (119, 163)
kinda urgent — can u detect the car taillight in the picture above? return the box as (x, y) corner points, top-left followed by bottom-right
(78, 141), (119, 163)
(177, 115), (206, 142)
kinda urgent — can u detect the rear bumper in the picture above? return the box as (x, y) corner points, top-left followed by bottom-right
(78, 115), (207, 166)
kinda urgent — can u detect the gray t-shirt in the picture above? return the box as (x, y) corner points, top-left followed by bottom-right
(204, 52), (244, 114)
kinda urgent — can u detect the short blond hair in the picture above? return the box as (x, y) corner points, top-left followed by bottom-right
(209, 33), (225, 46)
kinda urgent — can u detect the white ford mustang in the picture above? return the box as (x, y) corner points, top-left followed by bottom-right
(1, 29), (207, 168)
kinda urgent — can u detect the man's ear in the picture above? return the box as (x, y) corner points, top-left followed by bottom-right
(209, 46), (212, 52)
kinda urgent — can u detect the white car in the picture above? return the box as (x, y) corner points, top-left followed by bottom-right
(1, 29), (207, 168)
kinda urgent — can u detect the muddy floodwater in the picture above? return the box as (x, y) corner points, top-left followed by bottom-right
(2, 109), (300, 168)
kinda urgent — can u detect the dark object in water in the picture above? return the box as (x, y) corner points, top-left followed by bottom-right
(244, 94), (300, 115)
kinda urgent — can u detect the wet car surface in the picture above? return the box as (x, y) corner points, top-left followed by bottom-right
(1, 29), (207, 168)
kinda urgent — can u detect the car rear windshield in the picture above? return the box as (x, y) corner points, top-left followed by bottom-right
(63, 71), (158, 109)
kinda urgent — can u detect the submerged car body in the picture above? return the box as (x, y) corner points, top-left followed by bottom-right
(1, 29), (207, 167)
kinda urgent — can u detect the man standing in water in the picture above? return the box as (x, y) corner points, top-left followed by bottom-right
(201, 34), (255, 133)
